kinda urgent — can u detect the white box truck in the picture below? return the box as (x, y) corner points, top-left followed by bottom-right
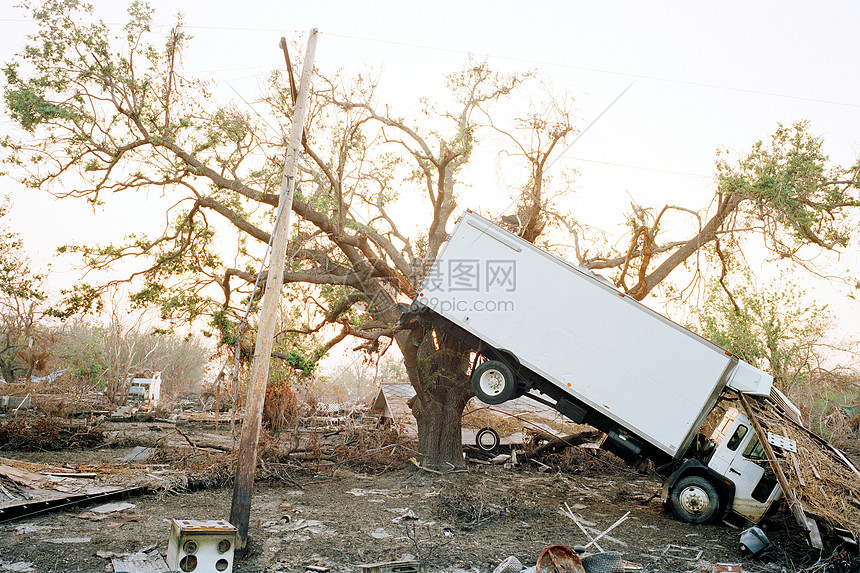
(405, 211), (800, 526)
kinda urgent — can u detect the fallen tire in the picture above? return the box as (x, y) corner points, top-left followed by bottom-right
(475, 427), (501, 454)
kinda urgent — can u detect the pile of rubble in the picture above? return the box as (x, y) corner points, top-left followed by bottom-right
(745, 397), (860, 547)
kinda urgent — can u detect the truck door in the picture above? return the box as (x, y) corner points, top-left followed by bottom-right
(708, 411), (780, 523)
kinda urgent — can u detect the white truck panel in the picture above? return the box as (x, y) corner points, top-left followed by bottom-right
(727, 361), (773, 396)
(417, 213), (767, 458)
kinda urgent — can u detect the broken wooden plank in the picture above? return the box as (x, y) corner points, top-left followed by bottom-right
(0, 486), (145, 525)
(111, 551), (169, 573)
(0, 463), (47, 488)
(810, 463), (821, 480)
(584, 510), (631, 550)
(781, 426), (806, 487)
(827, 443), (860, 478)
(561, 502), (604, 553)
(790, 452), (806, 487)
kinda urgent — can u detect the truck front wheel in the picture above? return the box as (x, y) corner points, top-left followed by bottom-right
(471, 361), (516, 404)
(669, 476), (721, 525)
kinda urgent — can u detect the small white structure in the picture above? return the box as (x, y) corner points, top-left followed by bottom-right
(126, 371), (162, 411)
(31, 368), (67, 385)
(166, 519), (235, 573)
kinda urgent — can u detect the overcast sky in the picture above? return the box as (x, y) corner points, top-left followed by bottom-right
(1, 0), (859, 341)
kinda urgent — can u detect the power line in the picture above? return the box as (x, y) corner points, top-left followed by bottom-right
(323, 32), (860, 110)
(4, 16), (859, 110)
(543, 79), (638, 176)
(469, 146), (711, 179)
(565, 156), (710, 179)
(187, 30), (860, 110)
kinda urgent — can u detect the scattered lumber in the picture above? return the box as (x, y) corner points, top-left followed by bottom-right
(522, 429), (602, 459)
(106, 429), (233, 452)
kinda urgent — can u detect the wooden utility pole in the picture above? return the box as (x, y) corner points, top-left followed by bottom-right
(229, 28), (318, 554)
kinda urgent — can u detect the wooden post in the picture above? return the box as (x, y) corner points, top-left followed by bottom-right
(229, 28), (318, 555)
(738, 392), (823, 549)
(279, 37), (298, 107)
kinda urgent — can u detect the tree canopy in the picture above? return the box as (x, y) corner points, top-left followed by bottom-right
(695, 273), (832, 395)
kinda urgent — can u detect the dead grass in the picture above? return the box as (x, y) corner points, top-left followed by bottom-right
(261, 420), (414, 473)
(29, 377), (114, 415)
(333, 424), (413, 470)
(263, 385), (300, 432)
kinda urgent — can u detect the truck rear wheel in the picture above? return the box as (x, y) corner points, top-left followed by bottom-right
(669, 476), (721, 525)
(471, 360), (516, 404)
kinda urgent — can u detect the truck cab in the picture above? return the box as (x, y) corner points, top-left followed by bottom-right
(665, 407), (781, 525)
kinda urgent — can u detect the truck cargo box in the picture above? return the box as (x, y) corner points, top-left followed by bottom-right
(414, 212), (772, 458)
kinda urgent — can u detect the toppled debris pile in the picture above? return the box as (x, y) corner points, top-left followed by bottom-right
(748, 397), (860, 543)
(0, 415), (105, 450)
(439, 483), (539, 528)
(145, 448), (234, 492)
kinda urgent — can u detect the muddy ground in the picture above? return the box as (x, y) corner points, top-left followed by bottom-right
(0, 422), (852, 573)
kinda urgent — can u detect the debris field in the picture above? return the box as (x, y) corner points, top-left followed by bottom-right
(1, 410), (857, 573)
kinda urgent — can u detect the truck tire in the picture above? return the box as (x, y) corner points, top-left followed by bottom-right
(471, 360), (517, 404)
(669, 475), (721, 525)
(475, 427), (501, 454)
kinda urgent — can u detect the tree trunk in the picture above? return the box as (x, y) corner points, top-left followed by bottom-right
(399, 323), (472, 470)
(409, 379), (470, 470)
(0, 357), (15, 384)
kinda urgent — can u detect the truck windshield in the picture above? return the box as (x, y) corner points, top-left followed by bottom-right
(743, 435), (766, 461)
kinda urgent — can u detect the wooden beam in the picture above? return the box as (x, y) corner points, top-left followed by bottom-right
(229, 28), (318, 555)
(278, 37), (298, 107)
